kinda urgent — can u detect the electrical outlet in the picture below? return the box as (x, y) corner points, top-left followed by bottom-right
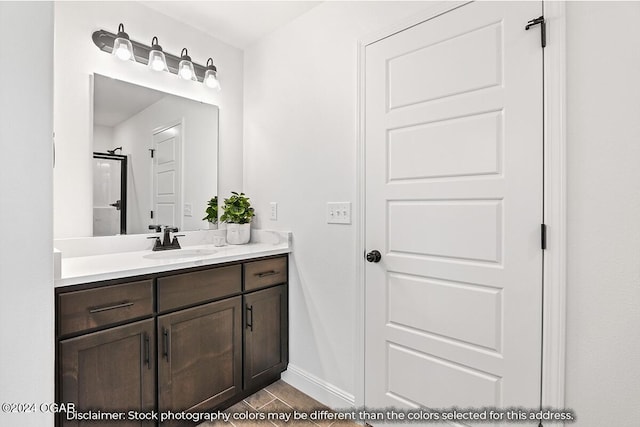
(270, 202), (278, 221)
(184, 203), (192, 217)
(327, 202), (351, 224)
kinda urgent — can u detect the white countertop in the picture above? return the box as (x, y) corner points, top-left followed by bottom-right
(55, 230), (291, 287)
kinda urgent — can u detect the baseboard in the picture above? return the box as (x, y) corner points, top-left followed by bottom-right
(281, 364), (356, 409)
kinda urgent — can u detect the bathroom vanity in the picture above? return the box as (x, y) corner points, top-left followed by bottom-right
(54, 233), (290, 426)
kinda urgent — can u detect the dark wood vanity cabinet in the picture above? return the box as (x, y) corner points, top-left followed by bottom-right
(59, 319), (155, 426)
(57, 279), (156, 426)
(55, 255), (288, 425)
(158, 297), (242, 417)
(244, 285), (288, 390)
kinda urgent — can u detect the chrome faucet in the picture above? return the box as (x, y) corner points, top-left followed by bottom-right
(147, 226), (184, 251)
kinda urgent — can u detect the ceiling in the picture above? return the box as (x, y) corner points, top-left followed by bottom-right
(139, 1), (322, 49)
(94, 75), (167, 127)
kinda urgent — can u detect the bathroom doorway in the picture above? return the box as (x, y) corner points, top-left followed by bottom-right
(92, 152), (127, 236)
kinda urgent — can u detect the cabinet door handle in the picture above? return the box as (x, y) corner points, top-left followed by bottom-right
(246, 305), (253, 331)
(256, 270), (279, 278)
(88, 301), (134, 314)
(144, 333), (150, 369)
(162, 328), (170, 361)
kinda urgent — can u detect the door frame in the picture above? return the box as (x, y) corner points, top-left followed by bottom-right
(355, 0), (567, 416)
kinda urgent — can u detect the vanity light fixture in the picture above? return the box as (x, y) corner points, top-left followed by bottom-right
(112, 23), (135, 61)
(178, 48), (197, 81)
(92, 25), (221, 89)
(204, 58), (221, 91)
(148, 37), (168, 72)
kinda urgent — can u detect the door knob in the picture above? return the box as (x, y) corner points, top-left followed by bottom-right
(366, 250), (382, 263)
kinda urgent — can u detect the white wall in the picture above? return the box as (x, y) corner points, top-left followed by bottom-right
(54, 1), (243, 238)
(93, 124), (114, 153)
(0, 2), (54, 426)
(245, 1), (640, 420)
(565, 2), (640, 424)
(243, 1), (429, 405)
(111, 95), (218, 234)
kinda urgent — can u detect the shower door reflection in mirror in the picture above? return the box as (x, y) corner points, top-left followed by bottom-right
(93, 153), (127, 236)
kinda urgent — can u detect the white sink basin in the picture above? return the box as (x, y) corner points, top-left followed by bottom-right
(143, 248), (218, 260)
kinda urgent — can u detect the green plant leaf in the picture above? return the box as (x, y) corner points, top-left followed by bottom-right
(220, 191), (255, 224)
(202, 196), (219, 222)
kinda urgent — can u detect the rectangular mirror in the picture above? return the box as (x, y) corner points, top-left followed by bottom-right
(92, 74), (218, 236)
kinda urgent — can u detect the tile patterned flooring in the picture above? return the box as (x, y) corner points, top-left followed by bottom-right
(199, 380), (359, 427)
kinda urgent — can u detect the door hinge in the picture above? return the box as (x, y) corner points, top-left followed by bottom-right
(525, 15), (546, 48)
(149, 148), (155, 158)
(541, 223), (547, 250)
(150, 210), (154, 219)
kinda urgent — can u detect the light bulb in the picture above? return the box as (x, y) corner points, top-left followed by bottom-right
(204, 73), (220, 90)
(151, 57), (165, 71)
(179, 66), (193, 80)
(115, 45), (132, 61)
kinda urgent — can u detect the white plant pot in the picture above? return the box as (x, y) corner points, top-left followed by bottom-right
(208, 221), (218, 230)
(226, 223), (251, 245)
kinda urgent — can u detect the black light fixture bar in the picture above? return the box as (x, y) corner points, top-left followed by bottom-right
(92, 29), (208, 82)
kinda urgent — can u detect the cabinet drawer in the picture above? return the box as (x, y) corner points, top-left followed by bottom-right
(58, 280), (153, 336)
(244, 257), (287, 291)
(157, 264), (241, 312)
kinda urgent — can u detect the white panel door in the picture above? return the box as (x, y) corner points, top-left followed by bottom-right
(364, 0), (543, 419)
(152, 124), (182, 228)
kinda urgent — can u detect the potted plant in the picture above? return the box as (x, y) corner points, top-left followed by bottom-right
(202, 196), (219, 229)
(220, 192), (255, 244)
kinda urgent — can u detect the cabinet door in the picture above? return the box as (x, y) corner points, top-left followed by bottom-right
(158, 296), (242, 418)
(59, 319), (155, 426)
(244, 285), (288, 390)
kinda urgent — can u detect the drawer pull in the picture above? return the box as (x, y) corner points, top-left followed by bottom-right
(246, 305), (253, 331)
(162, 328), (170, 361)
(88, 301), (134, 314)
(144, 334), (150, 369)
(256, 270), (279, 278)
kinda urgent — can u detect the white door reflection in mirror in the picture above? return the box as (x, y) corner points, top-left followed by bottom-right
(152, 124), (182, 230)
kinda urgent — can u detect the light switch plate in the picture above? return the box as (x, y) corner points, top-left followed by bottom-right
(327, 202), (351, 224)
(184, 203), (192, 217)
(270, 202), (278, 221)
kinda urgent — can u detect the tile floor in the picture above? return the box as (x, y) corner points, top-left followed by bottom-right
(199, 380), (359, 427)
